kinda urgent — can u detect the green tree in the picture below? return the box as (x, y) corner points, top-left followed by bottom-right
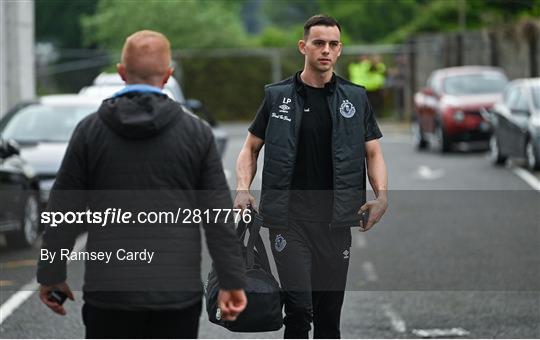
(82, 0), (249, 50)
(255, 0), (540, 45)
(317, 0), (419, 43)
(253, 0), (418, 44)
(385, 0), (540, 43)
(36, 0), (97, 48)
(261, 0), (320, 27)
(468, 0), (540, 25)
(257, 25), (303, 47)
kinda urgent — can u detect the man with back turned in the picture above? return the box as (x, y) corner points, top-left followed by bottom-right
(37, 30), (247, 338)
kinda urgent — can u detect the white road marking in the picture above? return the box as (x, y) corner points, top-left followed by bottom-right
(412, 327), (470, 338)
(382, 303), (407, 333)
(511, 167), (540, 191)
(355, 233), (367, 249)
(415, 165), (445, 180)
(0, 280), (38, 325)
(361, 261), (378, 282)
(0, 234), (87, 325)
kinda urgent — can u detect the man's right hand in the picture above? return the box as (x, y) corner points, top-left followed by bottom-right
(234, 190), (257, 211)
(39, 282), (75, 316)
(218, 289), (247, 321)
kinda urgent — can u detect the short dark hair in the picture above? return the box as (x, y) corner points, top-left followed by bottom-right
(303, 14), (341, 39)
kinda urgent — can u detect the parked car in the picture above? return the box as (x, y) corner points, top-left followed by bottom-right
(0, 95), (101, 207)
(80, 72), (227, 155)
(0, 87), (228, 210)
(80, 71), (185, 103)
(488, 78), (540, 170)
(413, 66), (508, 152)
(0, 138), (40, 248)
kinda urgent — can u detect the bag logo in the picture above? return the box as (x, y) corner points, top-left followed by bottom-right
(342, 249), (350, 259)
(339, 100), (356, 118)
(275, 234), (286, 252)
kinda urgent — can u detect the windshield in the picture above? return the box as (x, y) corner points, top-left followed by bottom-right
(532, 85), (540, 111)
(443, 73), (508, 95)
(0, 104), (98, 143)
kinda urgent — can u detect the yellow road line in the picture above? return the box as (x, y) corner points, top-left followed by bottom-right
(0, 259), (37, 269)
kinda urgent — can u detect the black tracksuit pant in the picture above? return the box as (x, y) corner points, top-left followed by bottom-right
(82, 299), (202, 339)
(269, 219), (352, 339)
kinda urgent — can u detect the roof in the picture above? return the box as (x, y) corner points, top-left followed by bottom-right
(93, 73), (124, 86)
(86, 72), (184, 102)
(79, 85), (177, 101)
(432, 66), (507, 78)
(39, 94), (102, 106)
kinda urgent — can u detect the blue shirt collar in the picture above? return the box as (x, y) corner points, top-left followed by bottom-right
(113, 84), (164, 98)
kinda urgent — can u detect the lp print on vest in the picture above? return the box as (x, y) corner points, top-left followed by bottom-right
(340, 99), (356, 118)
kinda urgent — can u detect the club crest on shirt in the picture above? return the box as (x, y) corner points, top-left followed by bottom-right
(275, 234), (286, 252)
(339, 99), (356, 118)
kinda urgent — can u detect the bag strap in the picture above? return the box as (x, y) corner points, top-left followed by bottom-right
(236, 218), (249, 240)
(246, 213), (272, 273)
(235, 205), (254, 240)
(234, 209), (272, 273)
(254, 228), (272, 273)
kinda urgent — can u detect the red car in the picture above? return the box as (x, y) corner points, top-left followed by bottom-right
(413, 66), (508, 152)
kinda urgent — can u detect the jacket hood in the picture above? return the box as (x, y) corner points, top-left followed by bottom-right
(97, 92), (181, 139)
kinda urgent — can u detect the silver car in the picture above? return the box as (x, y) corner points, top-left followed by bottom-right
(489, 78), (540, 170)
(79, 72), (227, 156)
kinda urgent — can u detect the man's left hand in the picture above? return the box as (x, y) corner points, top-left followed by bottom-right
(358, 198), (387, 232)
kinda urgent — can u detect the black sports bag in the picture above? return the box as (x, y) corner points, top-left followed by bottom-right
(205, 211), (283, 332)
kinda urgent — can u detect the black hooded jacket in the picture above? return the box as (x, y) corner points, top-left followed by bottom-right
(37, 92), (245, 310)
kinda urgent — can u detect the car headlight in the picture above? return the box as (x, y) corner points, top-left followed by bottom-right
(38, 179), (55, 203)
(453, 110), (465, 122)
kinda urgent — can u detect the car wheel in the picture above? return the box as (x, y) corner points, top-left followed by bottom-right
(436, 123), (451, 153)
(412, 119), (428, 150)
(6, 194), (40, 248)
(489, 135), (507, 166)
(525, 139), (540, 171)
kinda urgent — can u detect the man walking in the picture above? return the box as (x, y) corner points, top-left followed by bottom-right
(235, 15), (388, 338)
(38, 30), (246, 338)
